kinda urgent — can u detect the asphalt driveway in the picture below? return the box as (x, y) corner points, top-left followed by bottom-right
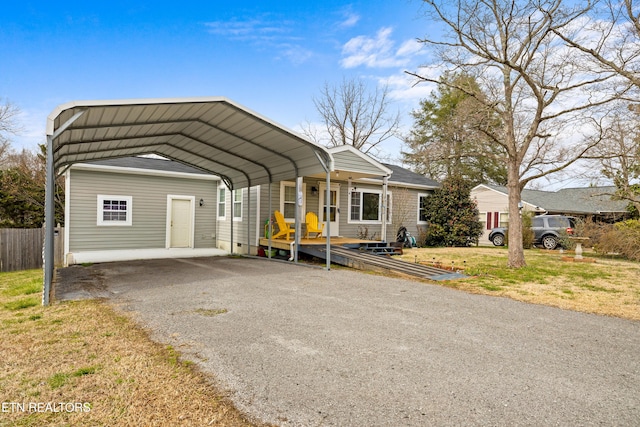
(56, 256), (640, 426)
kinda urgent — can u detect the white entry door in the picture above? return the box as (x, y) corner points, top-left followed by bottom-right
(319, 183), (340, 236)
(168, 197), (194, 248)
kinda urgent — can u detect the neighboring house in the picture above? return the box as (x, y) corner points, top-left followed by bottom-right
(64, 147), (439, 265)
(471, 183), (630, 244)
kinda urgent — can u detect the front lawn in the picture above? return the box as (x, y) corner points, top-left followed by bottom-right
(399, 246), (640, 320)
(0, 269), (260, 427)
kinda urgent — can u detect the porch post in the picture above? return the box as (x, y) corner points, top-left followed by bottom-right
(294, 176), (302, 262)
(268, 182), (272, 258)
(381, 175), (388, 243)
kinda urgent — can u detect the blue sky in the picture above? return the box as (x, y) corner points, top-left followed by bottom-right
(1, 0), (437, 161)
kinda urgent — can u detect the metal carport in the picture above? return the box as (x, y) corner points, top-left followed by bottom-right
(44, 97), (334, 304)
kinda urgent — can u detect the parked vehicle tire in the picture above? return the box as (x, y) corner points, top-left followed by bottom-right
(541, 235), (558, 250)
(491, 233), (505, 246)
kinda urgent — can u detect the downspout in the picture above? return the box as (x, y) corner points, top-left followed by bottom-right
(247, 184), (251, 256)
(230, 185), (234, 254)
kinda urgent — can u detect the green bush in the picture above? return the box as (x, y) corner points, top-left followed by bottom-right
(419, 176), (483, 247)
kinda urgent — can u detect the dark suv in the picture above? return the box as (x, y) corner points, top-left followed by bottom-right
(488, 215), (576, 250)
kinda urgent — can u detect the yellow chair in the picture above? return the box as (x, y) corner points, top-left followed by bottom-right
(272, 210), (295, 240)
(304, 211), (325, 238)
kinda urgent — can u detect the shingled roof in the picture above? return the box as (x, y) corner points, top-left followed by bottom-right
(85, 156), (210, 175)
(383, 164), (441, 189)
(85, 156), (442, 190)
(481, 184), (628, 215)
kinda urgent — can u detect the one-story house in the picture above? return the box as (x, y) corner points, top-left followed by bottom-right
(471, 183), (630, 244)
(64, 146), (439, 265)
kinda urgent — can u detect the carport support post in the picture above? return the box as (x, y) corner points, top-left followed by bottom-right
(325, 170), (331, 270)
(43, 135), (55, 305)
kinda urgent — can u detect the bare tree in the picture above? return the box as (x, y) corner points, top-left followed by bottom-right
(584, 103), (640, 212)
(407, 0), (628, 267)
(0, 99), (21, 168)
(550, 0), (640, 89)
(303, 77), (401, 157)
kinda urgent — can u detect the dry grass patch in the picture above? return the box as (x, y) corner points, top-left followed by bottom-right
(0, 270), (264, 427)
(399, 247), (640, 320)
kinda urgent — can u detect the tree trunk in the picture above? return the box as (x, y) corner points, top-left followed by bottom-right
(506, 161), (526, 268)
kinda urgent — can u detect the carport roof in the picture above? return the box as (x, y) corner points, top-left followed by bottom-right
(46, 97), (333, 189)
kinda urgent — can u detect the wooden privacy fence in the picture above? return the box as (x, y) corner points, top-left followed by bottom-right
(0, 228), (64, 272)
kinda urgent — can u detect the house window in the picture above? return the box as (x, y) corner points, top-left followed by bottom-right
(349, 190), (382, 222)
(97, 195), (132, 226)
(283, 183), (296, 219)
(280, 181), (306, 221)
(418, 194), (429, 223)
(233, 189), (243, 221)
(500, 213), (509, 228)
(218, 185), (226, 220)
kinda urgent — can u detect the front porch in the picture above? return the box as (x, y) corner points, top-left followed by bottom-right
(258, 236), (374, 251)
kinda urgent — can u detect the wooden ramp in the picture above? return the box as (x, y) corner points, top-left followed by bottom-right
(299, 245), (467, 281)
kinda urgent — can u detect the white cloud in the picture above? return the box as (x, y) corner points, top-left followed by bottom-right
(11, 108), (47, 151)
(340, 27), (425, 69)
(339, 11), (360, 28)
(204, 18), (292, 41)
(204, 17), (313, 65)
(277, 44), (314, 65)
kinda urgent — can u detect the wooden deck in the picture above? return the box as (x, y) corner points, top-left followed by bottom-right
(258, 236), (375, 251)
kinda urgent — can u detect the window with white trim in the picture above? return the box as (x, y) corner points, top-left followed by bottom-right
(349, 190), (385, 222)
(233, 188), (243, 221)
(97, 195), (132, 226)
(417, 193), (430, 223)
(280, 181), (306, 221)
(283, 183), (296, 219)
(217, 185), (226, 220)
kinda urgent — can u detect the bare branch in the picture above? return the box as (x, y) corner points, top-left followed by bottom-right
(305, 77), (401, 156)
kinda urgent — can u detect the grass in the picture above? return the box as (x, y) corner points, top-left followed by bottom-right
(1, 250), (638, 425)
(0, 269), (264, 427)
(399, 246), (640, 320)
